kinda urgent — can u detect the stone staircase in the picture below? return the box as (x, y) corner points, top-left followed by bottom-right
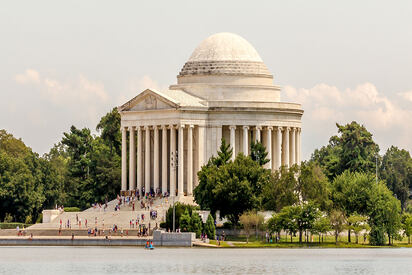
(29, 196), (196, 233)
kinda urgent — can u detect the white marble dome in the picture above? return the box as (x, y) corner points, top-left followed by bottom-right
(179, 32), (271, 77)
(188, 32), (263, 62)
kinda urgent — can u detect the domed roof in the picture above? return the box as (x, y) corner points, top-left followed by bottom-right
(188, 32), (263, 62)
(179, 33), (271, 77)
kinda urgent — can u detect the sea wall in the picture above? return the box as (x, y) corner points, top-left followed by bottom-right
(153, 230), (195, 247)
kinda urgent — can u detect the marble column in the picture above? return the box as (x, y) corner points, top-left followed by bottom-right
(276, 127), (282, 169)
(153, 126), (159, 193)
(297, 128), (301, 165)
(243, 126), (249, 155)
(284, 127), (290, 167)
(178, 124), (184, 196)
(145, 126), (150, 194)
(129, 126), (136, 191)
(265, 126), (272, 169)
(198, 126), (206, 170)
(121, 127), (127, 191)
(170, 125), (176, 196)
(216, 125), (222, 150)
(290, 127), (296, 166)
(255, 126), (262, 142)
(187, 125), (194, 195)
(161, 125), (168, 193)
(229, 125), (236, 161)
(137, 127), (142, 193)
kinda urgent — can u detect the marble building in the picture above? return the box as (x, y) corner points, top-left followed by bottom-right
(118, 32), (303, 198)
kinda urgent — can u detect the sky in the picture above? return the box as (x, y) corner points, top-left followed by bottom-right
(1, 0), (412, 160)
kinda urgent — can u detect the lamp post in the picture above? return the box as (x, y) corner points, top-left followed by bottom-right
(171, 150), (178, 232)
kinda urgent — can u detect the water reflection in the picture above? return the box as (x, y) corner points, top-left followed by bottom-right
(0, 247), (411, 274)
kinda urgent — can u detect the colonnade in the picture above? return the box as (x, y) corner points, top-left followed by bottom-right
(121, 124), (301, 196)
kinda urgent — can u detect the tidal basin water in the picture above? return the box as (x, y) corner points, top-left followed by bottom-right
(1, 247), (412, 274)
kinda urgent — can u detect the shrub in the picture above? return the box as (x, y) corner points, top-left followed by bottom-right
(64, 207), (81, 212)
(204, 214), (216, 239)
(0, 223), (31, 229)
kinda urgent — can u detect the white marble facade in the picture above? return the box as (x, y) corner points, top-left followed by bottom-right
(118, 33), (303, 197)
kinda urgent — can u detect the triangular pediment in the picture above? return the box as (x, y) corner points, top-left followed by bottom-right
(119, 89), (179, 112)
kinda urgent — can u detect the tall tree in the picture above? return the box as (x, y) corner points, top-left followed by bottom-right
(311, 121), (379, 180)
(250, 141), (269, 166)
(261, 165), (299, 211)
(298, 162), (332, 211)
(380, 146), (412, 210)
(96, 107), (121, 155)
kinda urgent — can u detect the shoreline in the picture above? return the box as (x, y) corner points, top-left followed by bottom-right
(1, 236), (412, 248)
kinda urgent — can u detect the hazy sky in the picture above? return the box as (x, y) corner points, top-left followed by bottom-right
(1, 1), (412, 160)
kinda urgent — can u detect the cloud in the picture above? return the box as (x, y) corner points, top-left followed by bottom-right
(15, 69), (40, 84)
(15, 69), (108, 105)
(10, 70), (167, 155)
(398, 90), (412, 103)
(117, 75), (168, 105)
(283, 83), (412, 160)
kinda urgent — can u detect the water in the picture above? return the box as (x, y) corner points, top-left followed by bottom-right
(0, 247), (412, 274)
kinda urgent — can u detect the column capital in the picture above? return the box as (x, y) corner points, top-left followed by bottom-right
(161, 125), (168, 130)
(277, 126), (283, 131)
(285, 127), (291, 132)
(127, 126), (135, 131)
(178, 124), (185, 129)
(144, 125), (151, 130)
(188, 124), (194, 129)
(243, 125), (250, 130)
(169, 124), (176, 130)
(266, 126), (273, 131)
(255, 125), (262, 130)
(229, 125), (236, 130)
(121, 126), (127, 132)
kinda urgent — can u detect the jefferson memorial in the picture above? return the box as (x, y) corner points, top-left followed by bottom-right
(118, 32), (303, 198)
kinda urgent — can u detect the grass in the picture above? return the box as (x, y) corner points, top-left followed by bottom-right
(218, 233), (412, 248)
(209, 240), (232, 247)
(0, 222), (32, 229)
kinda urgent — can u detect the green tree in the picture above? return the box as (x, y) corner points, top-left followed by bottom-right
(96, 107), (121, 155)
(278, 205), (299, 242)
(195, 153), (269, 225)
(311, 215), (331, 243)
(311, 121), (379, 180)
(179, 209), (191, 232)
(261, 165), (299, 211)
(266, 213), (283, 241)
(165, 203), (196, 231)
(250, 141), (269, 166)
(298, 162), (332, 211)
(239, 211), (256, 243)
(203, 214), (215, 239)
(331, 171), (373, 242)
(215, 138), (233, 166)
(329, 209), (346, 244)
(295, 202), (319, 243)
(0, 130), (46, 223)
(401, 213), (412, 244)
(347, 213), (369, 244)
(380, 146), (412, 210)
(311, 144), (342, 181)
(190, 211), (203, 238)
(368, 182), (402, 245)
(61, 126), (93, 208)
